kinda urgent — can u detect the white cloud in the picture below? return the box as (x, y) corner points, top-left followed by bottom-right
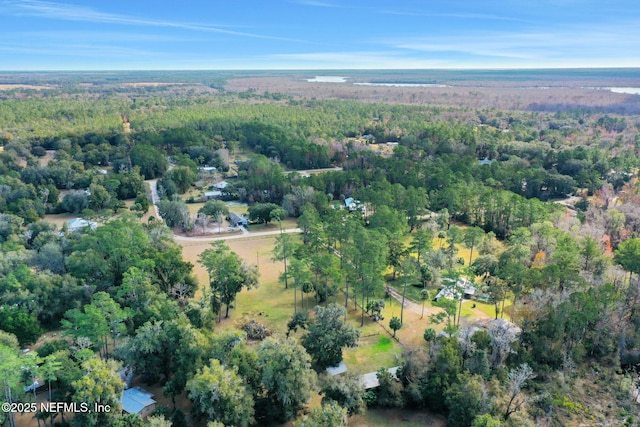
(11, 30), (201, 43)
(380, 20), (640, 64)
(292, 0), (341, 7)
(267, 51), (453, 69)
(5, 0), (297, 41)
(378, 9), (527, 22)
(0, 41), (157, 58)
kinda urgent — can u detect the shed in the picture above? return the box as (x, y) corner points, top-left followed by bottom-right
(359, 366), (400, 390)
(121, 386), (156, 418)
(326, 361), (348, 376)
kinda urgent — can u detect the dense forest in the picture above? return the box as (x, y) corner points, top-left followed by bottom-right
(1, 72), (640, 427)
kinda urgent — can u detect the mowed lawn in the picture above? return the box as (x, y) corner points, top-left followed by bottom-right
(178, 233), (404, 374)
(177, 225), (505, 375)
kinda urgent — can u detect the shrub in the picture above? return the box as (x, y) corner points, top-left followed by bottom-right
(242, 320), (271, 340)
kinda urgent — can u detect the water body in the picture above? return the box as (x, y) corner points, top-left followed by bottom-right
(610, 87), (640, 95)
(306, 76), (348, 83)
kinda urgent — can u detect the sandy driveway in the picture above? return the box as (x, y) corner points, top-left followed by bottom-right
(172, 227), (301, 242)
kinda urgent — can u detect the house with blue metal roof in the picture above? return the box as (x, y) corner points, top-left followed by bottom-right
(121, 386), (156, 418)
(67, 217), (97, 232)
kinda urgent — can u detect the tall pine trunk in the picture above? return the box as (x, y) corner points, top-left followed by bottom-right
(401, 279), (407, 324)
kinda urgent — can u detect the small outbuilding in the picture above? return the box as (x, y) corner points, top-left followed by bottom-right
(326, 361), (348, 376)
(121, 386), (156, 418)
(359, 366), (400, 390)
(229, 212), (248, 227)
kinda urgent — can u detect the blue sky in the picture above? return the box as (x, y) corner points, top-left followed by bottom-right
(0, 0), (639, 70)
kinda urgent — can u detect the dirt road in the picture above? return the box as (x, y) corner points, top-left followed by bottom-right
(386, 286), (436, 317)
(172, 227), (302, 242)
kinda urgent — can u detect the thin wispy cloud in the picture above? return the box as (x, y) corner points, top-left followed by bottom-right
(1, 0), (638, 70)
(0, 42), (157, 57)
(269, 51), (451, 69)
(379, 9), (527, 22)
(4, 0), (299, 41)
(12, 30), (201, 43)
(383, 19), (640, 62)
(291, 0), (341, 7)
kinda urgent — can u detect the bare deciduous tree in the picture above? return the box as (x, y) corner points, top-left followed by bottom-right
(488, 319), (520, 368)
(504, 363), (536, 420)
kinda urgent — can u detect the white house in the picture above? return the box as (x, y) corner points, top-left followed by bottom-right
(213, 181), (229, 190)
(204, 191), (222, 200)
(199, 166), (217, 173)
(434, 278), (477, 301)
(344, 197), (362, 212)
(67, 218), (97, 232)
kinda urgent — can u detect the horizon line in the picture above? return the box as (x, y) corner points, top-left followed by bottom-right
(2, 66), (640, 72)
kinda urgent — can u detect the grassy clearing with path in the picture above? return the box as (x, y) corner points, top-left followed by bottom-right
(178, 233), (404, 374)
(177, 227), (498, 424)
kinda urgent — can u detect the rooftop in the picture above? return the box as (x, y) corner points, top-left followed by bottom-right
(359, 366), (400, 389)
(326, 361), (348, 376)
(67, 218), (97, 231)
(121, 386), (156, 415)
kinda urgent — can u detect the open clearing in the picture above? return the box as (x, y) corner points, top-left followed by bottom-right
(177, 219), (506, 369)
(350, 408), (447, 427)
(178, 233), (405, 374)
(173, 222), (507, 424)
(0, 84), (52, 90)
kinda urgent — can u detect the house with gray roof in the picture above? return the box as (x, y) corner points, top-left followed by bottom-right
(229, 212), (248, 227)
(359, 366), (400, 390)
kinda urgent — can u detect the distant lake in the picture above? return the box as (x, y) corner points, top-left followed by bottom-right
(354, 82), (449, 88)
(306, 76), (348, 83)
(610, 87), (640, 95)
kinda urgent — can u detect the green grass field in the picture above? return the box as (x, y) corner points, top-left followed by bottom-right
(349, 408), (446, 427)
(182, 233), (404, 375)
(178, 227), (485, 426)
